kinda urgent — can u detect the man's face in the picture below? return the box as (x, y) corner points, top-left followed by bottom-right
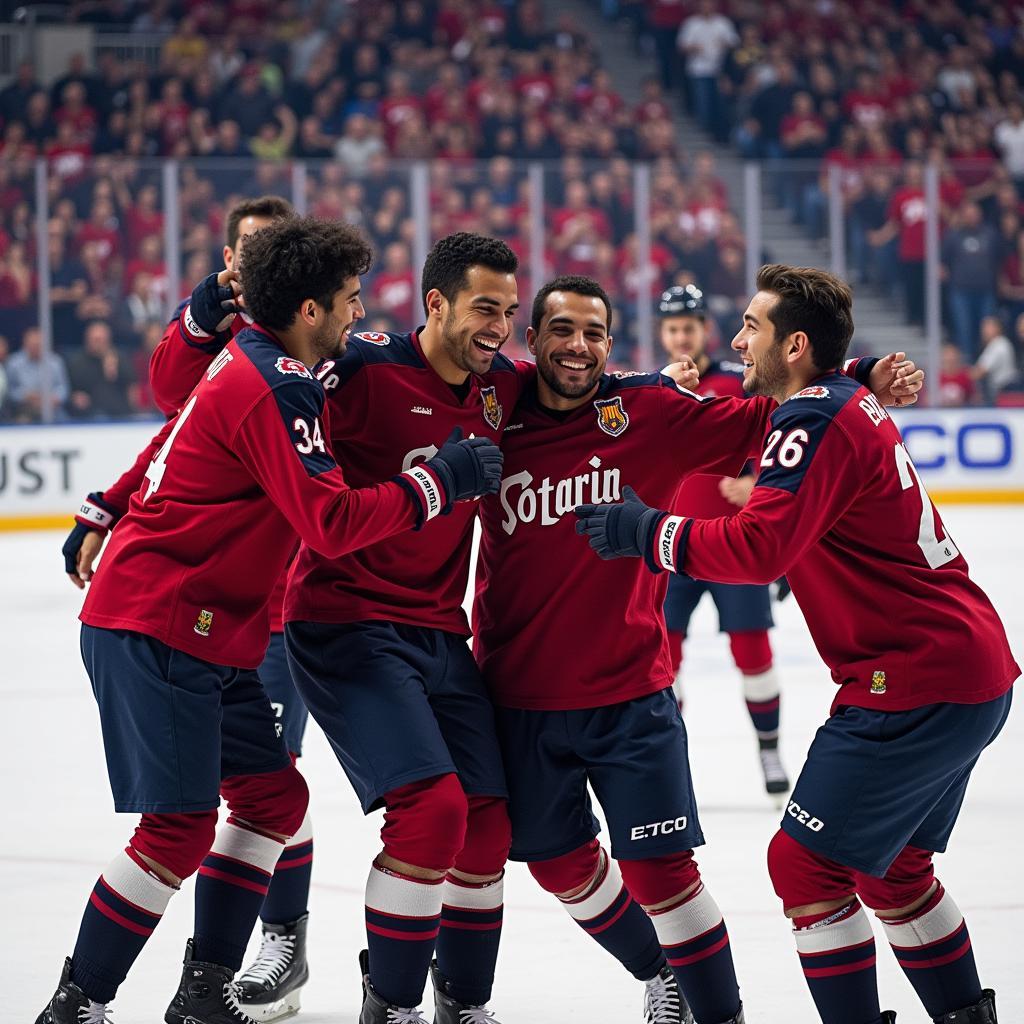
(437, 265), (518, 376)
(311, 276), (365, 360)
(659, 314), (705, 363)
(224, 215), (276, 272)
(732, 291), (790, 397)
(529, 290), (611, 401)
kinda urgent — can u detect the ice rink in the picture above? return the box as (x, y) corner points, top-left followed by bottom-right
(6, 507), (1022, 1022)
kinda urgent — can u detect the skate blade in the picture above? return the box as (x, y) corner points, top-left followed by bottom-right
(242, 989), (302, 1022)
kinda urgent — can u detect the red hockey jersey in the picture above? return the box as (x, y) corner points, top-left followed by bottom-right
(473, 373), (778, 710)
(81, 325), (429, 669)
(284, 329), (532, 635)
(652, 371), (1020, 712)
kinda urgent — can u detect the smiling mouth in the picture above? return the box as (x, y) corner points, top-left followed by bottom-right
(553, 355), (595, 372)
(472, 336), (501, 355)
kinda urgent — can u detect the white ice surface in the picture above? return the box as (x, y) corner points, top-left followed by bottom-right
(4, 506), (1022, 1022)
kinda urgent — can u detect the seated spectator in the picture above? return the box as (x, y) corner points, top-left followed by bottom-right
(67, 319), (136, 420)
(6, 325), (70, 423)
(369, 242), (415, 326)
(938, 343), (976, 407)
(117, 272), (166, 346)
(971, 315), (1019, 403)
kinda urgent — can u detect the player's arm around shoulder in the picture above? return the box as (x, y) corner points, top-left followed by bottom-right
(317, 335), (374, 441)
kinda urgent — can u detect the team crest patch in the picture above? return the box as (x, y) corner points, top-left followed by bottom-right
(275, 356), (312, 378)
(194, 609), (214, 637)
(594, 396), (629, 436)
(870, 670), (887, 695)
(480, 385), (502, 429)
(355, 331), (390, 346)
(791, 385), (830, 400)
(611, 370), (644, 379)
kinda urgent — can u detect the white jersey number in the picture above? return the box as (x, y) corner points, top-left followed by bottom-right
(760, 428), (809, 469)
(292, 417), (326, 455)
(893, 442), (959, 569)
(144, 395), (198, 502)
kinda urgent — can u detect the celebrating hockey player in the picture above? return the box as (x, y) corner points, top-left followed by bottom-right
(62, 194), (318, 1022)
(657, 284), (789, 801)
(473, 274), (921, 1024)
(36, 218), (503, 1024)
(575, 264), (1015, 1024)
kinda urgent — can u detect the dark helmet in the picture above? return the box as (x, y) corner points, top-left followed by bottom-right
(658, 284), (706, 318)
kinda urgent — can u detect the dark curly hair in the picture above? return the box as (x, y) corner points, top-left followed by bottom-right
(225, 195), (294, 249)
(240, 217), (373, 331)
(420, 232), (518, 313)
(531, 275), (613, 332)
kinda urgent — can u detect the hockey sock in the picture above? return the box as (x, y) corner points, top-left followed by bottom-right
(729, 632), (779, 745)
(365, 861), (443, 1008)
(434, 873), (504, 1006)
(193, 820), (284, 970)
(555, 851), (665, 982)
(69, 847), (177, 1003)
(260, 810), (313, 924)
(792, 899), (880, 1024)
(879, 884), (982, 1018)
(648, 882), (741, 1023)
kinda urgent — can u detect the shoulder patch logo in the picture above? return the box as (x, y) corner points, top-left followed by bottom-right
(194, 609), (214, 637)
(275, 356), (312, 378)
(791, 385), (830, 400)
(355, 331), (390, 346)
(480, 385), (502, 429)
(594, 396), (629, 436)
(611, 369), (645, 379)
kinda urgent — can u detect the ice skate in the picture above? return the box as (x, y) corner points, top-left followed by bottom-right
(758, 741), (790, 807)
(235, 914), (309, 1021)
(35, 958), (112, 1024)
(164, 939), (258, 1024)
(358, 949), (429, 1024)
(429, 960), (503, 1023)
(643, 963), (694, 1023)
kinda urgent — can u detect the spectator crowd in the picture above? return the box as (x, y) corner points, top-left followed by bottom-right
(0, 0), (1021, 418)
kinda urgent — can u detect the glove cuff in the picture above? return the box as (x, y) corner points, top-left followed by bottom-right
(395, 464), (447, 529)
(843, 355), (879, 387)
(180, 301), (215, 342)
(74, 491), (121, 535)
(645, 513), (690, 574)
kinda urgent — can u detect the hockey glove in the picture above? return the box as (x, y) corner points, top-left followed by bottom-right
(62, 491), (121, 575)
(183, 272), (239, 338)
(425, 426), (504, 508)
(574, 486), (668, 564)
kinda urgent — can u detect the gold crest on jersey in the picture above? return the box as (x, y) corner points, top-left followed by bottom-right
(870, 670), (887, 694)
(595, 396), (629, 437)
(480, 386), (502, 429)
(194, 609), (214, 637)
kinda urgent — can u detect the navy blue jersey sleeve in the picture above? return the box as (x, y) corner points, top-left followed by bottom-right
(267, 378), (336, 477)
(320, 341), (370, 442)
(754, 400), (836, 495)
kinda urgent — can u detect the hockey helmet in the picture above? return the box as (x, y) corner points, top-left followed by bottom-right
(658, 284), (706, 318)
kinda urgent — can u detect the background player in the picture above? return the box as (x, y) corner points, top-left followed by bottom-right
(474, 274), (918, 1024)
(36, 218), (502, 1024)
(657, 284), (788, 802)
(576, 264), (1015, 1024)
(284, 233), (527, 1024)
(61, 195), (319, 1022)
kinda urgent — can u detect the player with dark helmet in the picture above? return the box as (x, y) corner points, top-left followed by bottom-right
(656, 284), (790, 803)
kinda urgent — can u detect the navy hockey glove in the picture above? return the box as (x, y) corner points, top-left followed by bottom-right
(574, 486), (668, 565)
(183, 272), (239, 338)
(62, 491), (120, 575)
(425, 426), (504, 509)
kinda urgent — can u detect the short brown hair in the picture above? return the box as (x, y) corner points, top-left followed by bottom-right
(225, 195), (294, 250)
(756, 264), (854, 371)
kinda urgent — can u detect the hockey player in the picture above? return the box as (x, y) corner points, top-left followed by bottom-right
(575, 264), (1015, 1024)
(656, 284), (789, 801)
(472, 274), (920, 1024)
(283, 233), (529, 1024)
(62, 195), (319, 1022)
(36, 218), (503, 1024)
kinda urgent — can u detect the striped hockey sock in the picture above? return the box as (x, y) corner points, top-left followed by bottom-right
(742, 668), (781, 744)
(260, 810), (313, 924)
(365, 862), (443, 1008)
(558, 850), (665, 982)
(193, 820), (284, 970)
(648, 882), (742, 1023)
(793, 899), (881, 1024)
(879, 884), (982, 1018)
(69, 847), (177, 1002)
(434, 873), (504, 1006)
